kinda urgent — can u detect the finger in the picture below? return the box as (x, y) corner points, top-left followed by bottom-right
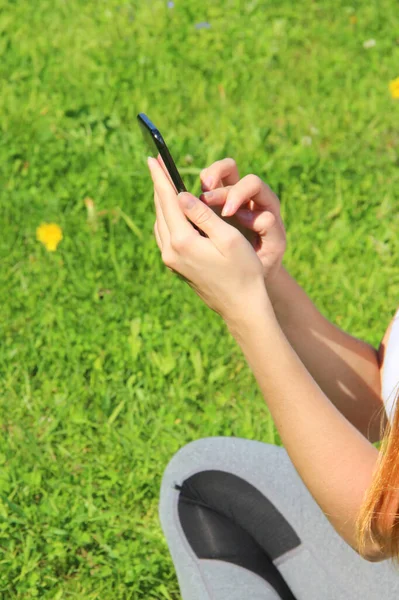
(200, 186), (231, 207)
(156, 153), (178, 191)
(221, 174), (280, 218)
(154, 217), (177, 274)
(234, 208), (276, 235)
(178, 192), (238, 254)
(200, 185), (252, 213)
(154, 189), (170, 246)
(153, 219), (162, 250)
(148, 157), (191, 237)
(201, 183), (257, 215)
(200, 158), (240, 191)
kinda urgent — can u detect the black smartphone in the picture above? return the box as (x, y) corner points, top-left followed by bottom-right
(137, 112), (206, 236)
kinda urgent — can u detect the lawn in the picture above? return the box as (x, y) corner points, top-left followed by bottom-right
(1, 0), (399, 597)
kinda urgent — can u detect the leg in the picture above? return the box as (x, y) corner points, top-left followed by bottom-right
(159, 437), (399, 600)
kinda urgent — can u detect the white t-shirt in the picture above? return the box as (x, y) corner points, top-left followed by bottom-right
(381, 307), (399, 424)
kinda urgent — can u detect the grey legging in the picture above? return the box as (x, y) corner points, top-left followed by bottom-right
(159, 437), (399, 600)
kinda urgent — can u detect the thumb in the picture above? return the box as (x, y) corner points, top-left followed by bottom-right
(178, 192), (232, 242)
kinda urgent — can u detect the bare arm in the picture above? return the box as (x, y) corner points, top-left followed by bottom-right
(199, 160), (388, 441)
(227, 295), (387, 561)
(266, 266), (388, 442)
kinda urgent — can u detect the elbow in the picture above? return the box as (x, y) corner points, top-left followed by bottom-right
(353, 536), (389, 563)
(362, 493), (399, 562)
(362, 548), (389, 563)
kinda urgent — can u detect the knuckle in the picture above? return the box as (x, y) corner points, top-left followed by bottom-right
(224, 228), (242, 248)
(194, 207), (212, 226)
(246, 173), (261, 187)
(203, 165), (218, 180)
(170, 234), (191, 252)
(202, 158), (238, 187)
(264, 211), (276, 228)
(216, 157), (236, 175)
(277, 239), (287, 255)
(161, 249), (176, 269)
(224, 157), (236, 168)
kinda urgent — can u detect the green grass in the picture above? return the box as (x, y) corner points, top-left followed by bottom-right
(1, 0), (399, 597)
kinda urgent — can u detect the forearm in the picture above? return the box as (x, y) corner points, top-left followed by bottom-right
(227, 296), (385, 560)
(266, 266), (386, 442)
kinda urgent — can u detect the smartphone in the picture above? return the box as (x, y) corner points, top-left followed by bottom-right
(137, 112), (206, 236)
(137, 113), (187, 192)
(137, 113), (256, 245)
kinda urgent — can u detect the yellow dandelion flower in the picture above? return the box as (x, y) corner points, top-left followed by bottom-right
(36, 222), (63, 252)
(389, 77), (399, 99)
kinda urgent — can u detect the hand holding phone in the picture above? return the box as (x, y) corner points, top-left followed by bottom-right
(138, 113), (207, 236)
(137, 113), (255, 243)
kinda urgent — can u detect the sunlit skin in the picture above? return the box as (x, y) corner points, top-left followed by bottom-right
(148, 156), (266, 318)
(151, 156), (287, 286)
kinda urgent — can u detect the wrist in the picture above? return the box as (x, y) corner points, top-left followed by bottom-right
(224, 286), (276, 338)
(264, 265), (288, 312)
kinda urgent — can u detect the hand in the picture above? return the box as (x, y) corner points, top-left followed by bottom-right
(200, 158), (287, 283)
(147, 157), (269, 321)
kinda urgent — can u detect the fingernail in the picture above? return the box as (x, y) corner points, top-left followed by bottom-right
(221, 201), (234, 217)
(202, 177), (214, 191)
(202, 190), (213, 200)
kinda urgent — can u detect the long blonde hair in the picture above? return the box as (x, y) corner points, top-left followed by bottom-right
(356, 388), (399, 562)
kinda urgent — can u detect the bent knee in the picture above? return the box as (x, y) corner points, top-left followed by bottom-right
(159, 436), (282, 506)
(160, 437), (223, 490)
